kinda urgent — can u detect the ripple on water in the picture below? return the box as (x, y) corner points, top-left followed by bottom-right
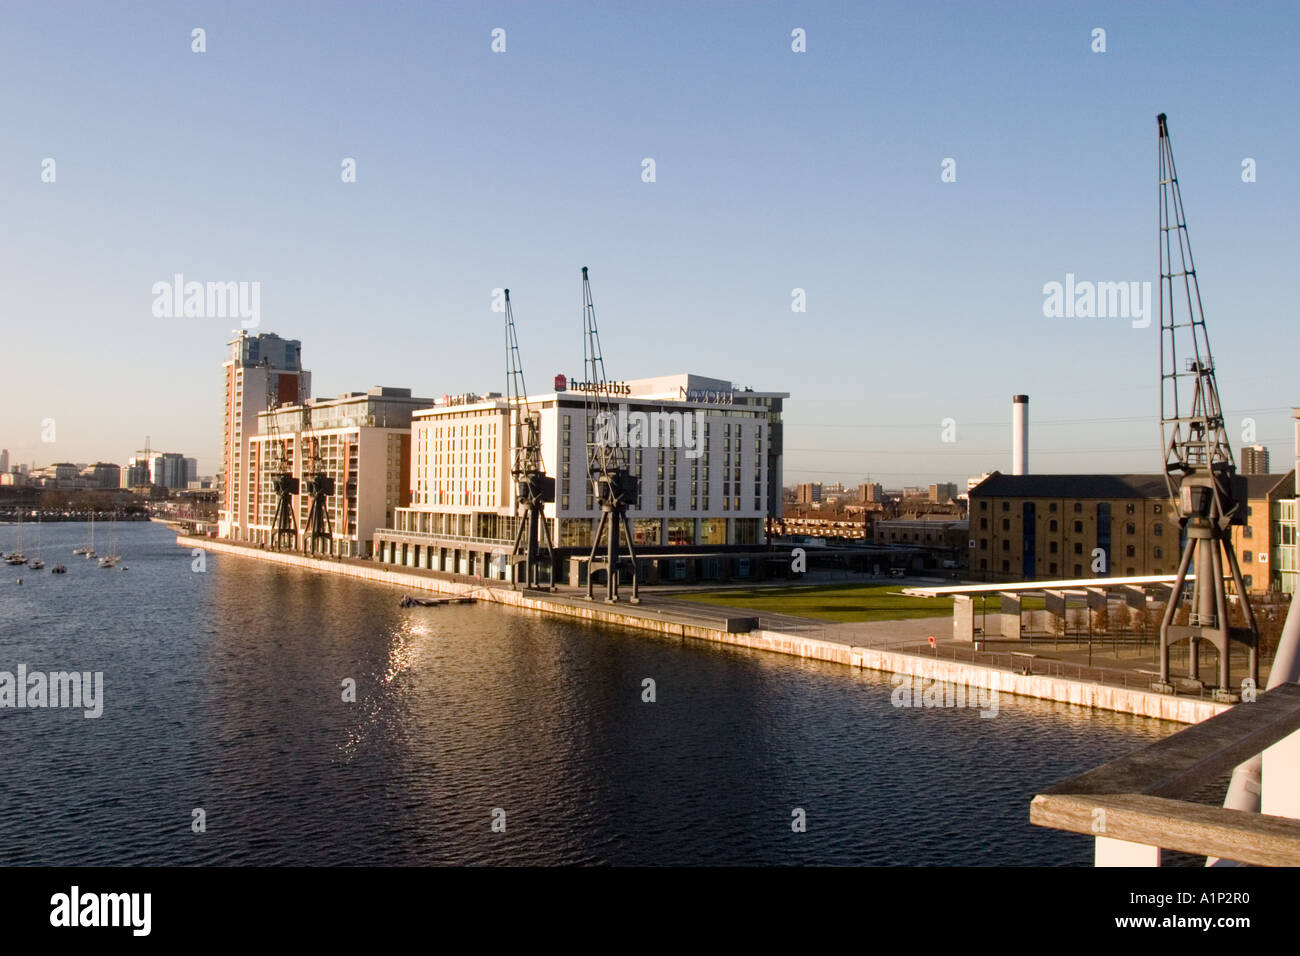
(0, 521), (1182, 865)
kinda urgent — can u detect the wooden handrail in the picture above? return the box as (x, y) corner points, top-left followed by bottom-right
(1030, 683), (1300, 865)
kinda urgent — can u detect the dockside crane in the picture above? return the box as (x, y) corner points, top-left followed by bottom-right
(1154, 113), (1258, 701)
(302, 409), (335, 556)
(264, 362), (300, 551)
(504, 288), (556, 589)
(580, 266), (640, 603)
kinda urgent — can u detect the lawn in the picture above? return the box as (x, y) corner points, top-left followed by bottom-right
(675, 582), (956, 623)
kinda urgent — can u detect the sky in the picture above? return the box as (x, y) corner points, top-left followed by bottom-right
(1, 1), (1296, 484)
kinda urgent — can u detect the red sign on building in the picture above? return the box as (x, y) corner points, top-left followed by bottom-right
(553, 374), (567, 391)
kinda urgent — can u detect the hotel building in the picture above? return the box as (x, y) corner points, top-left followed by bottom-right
(373, 374), (787, 581)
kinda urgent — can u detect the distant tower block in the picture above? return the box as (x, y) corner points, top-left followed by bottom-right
(1012, 395), (1029, 475)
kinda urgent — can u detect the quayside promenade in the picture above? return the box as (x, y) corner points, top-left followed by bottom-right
(177, 533), (1228, 725)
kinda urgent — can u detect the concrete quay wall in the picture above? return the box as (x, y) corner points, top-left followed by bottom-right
(180, 536), (1226, 724)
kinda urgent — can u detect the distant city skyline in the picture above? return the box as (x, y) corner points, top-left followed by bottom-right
(2, 2), (1297, 480)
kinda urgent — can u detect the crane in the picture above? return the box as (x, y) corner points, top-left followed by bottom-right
(263, 361), (299, 551)
(581, 266), (640, 603)
(1153, 113), (1258, 701)
(504, 288), (556, 589)
(302, 410), (335, 556)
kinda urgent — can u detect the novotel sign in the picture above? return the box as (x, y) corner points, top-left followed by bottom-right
(679, 386), (734, 405)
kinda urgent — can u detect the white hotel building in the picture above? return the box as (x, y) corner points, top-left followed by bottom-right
(373, 374), (787, 581)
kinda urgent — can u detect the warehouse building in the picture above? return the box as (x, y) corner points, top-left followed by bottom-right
(968, 471), (1295, 592)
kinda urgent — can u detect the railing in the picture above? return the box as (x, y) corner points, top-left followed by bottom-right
(737, 621), (1227, 697)
(377, 529), (514, 548)
(1029, 683), (1300, 866)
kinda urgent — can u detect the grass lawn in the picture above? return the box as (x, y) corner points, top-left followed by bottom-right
(675, 582), (956, 623)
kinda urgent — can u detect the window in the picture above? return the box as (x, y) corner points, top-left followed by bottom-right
(1001, 518), (1010, 531)
(1049, 562), (1058, 575)
(1001, 540), (1009, 552)
(1243, 551), (1253, 563)
(1073, 542), (1083, 555)
(1073, 502), (1082, 513)
(1154, 504), (1162, 514)
(1126, 522), (1136, 535)
(1073, 564), (1083, 576)
(980, 501), (988, 511)
(1154, 546), (1163, 559)
(1153, 523), (1163, 536)
(980, 559), (988, 570)
(1001, 560), (1010, 573)
(1049, 541), (1058, 554)
(1001, 501), (1010, 512)
(1049, 520), (1058, 532)
(1126, 545), (1135, 557)
(1244, 525), (1253, 539)
(980, 538), (988, 549)
(1244, 574), (1254, 588)
(1126, 503), (1136, 514)
(1049, 502), (1058, 513)
(980, 518), (988, 530)
(1073, 520), (1083, 533)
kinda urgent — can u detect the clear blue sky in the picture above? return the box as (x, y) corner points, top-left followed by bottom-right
(1, 1), (1296, 483)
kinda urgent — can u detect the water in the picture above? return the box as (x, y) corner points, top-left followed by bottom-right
(0, 521), (1179, 865)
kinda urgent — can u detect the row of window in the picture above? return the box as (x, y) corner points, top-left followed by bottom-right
(977, 516), (1166, 535)
(979, 499), (1162, 515)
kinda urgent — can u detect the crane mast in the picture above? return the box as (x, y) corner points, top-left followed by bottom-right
(1153, 113), (1258, 701)
(264, 362), (299, 551)
(302, 407), (335, 556)
(505, 288), (556, 589)
(581, 266), (640, 603)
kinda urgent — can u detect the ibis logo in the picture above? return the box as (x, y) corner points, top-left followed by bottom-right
(554, 374), (567, 391)
(1042, 273), (1152, 329)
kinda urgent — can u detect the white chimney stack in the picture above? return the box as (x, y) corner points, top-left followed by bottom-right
(1012, 394), (1029, 475)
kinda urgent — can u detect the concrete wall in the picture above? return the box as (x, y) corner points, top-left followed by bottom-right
(183, 534), (1227, 725)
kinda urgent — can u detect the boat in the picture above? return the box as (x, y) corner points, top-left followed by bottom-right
(99, 511), (121, 568)
(6, 514), (27, 565)
(399, 594), (476, 607)
(28, 514), (44, 569)
(74, 513), (92, 555)
(50, 564), (67, 574)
